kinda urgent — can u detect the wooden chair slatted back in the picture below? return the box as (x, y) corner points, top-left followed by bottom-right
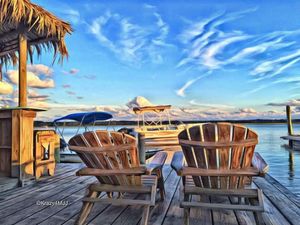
(178, 123), (258, 189)
(69, 131), (141, 186)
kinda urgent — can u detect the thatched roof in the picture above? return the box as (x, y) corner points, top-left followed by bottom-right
(0, 0), (72, 66)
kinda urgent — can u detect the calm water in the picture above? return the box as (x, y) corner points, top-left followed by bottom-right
(59, 124), (300, 196)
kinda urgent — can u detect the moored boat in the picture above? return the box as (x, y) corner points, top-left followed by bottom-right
(54, 111), (113, 162)
(132, 105), (186, 163)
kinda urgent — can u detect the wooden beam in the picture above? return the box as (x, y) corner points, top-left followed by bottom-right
(0, 48), (17, 58)
(0, 28), (24, 43)
(0, 36), (58, 58)
(0, 43), (18, 53)
(18, 34), (27, 107)
(29, 36), (58, 46)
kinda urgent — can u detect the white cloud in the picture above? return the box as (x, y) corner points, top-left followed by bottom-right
(243, 75), (300, 96)
(6, 70), (55, 89)
(60, 9), (80, 25)
(266, 99), (300, 107)
(0, 96), (16, 107)
(176, 73), (209, 97)
(252, 49), (300, 78)
(88, 10), (170, 66)
(177, 8), (300, 86)
(177, 9), (256, 70)
(143, 4), (156, 9)
(0, 81), (13, 94)
(31, 95), (291, 121)
(201, 35), (250, 69)
(189, 99), (235, 109)
(27, 64), (53, 76)
(28, 89), (49, 101)
(176, 76), (202, 97)
(126, 96), (153, 108)
(226, 38), (285, 64)
(238, 108), (257, 113)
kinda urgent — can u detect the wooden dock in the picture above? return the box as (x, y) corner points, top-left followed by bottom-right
(281, 135), (300, 150)
(281, 105), (300, 150)
(0, 157), (300, 225)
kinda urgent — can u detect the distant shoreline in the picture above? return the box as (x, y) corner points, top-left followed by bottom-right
(34, 119), (299, 127)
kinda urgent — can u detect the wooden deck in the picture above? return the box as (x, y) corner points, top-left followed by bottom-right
(0, 158), (300, 224)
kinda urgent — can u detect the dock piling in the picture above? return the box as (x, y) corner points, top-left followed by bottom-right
(286, 105), (294, 147)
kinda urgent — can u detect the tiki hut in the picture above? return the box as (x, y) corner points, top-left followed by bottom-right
(0, 0), (72, 186)
(0, 0), (72, 106)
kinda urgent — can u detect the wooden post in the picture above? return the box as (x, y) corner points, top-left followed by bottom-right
(19, 34), (27, 107)
(11, 110), (36, 180)
(137, 133), (146, 164)
(0, 63), (2, 81)
(289, 151), (294, 179)
(286, 105), (294, 147)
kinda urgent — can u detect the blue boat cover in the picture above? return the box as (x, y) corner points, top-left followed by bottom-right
(53, 112), (112, 124)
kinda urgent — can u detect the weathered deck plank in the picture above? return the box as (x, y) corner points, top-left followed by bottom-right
(161, 179), (185, 225)
(264, 174), (300, 208)
(0, 163), (81, 203)
(0, 170), (83, 213)
(87, 166), (174, 225)
(13, 177), (94, 225)
(0, 162), (299, 225)
(254, 177), (300, 224)
(109, 169), (179, 225)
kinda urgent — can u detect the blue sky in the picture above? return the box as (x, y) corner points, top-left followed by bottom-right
(2, 0), (300, 120)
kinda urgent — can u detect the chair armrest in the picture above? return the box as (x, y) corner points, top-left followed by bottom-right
(145, 151), (167, 174)
(76, 167), (146, 176)
(171, 151), (184, 176)
(182, 167), (259, 176)
(252, 152), (269, 176)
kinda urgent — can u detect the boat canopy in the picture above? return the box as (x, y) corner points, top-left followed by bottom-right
(133, 105), (171, 114)
(54, 112), (113, 125)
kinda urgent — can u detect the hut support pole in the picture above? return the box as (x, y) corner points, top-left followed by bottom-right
(286, 105), (293, 147)
(18, 34), (27, 107)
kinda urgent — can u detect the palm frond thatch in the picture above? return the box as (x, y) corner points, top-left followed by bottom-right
(0, 0), (73, 67)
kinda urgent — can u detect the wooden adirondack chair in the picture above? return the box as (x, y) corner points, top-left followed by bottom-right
(171, 123), (269, 225)
(68, 130), (167, 225)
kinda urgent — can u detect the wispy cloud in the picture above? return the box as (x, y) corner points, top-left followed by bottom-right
(189, 99), (235, 109)
(176, 75), (206, 97)
(252, 49), (300, 79)
(243, 75), (300, 96)
(178, 9), (256, 69)
(88, 9), (170, 66)
(226, 38), (288, 64)
(60, 9), (81, 25)
(266, 99), (300, 107)
(178, 8), (300, 87)
(201, 34), (250, 69)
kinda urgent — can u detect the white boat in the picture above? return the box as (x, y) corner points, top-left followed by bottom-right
(132, 105), (187, 163)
